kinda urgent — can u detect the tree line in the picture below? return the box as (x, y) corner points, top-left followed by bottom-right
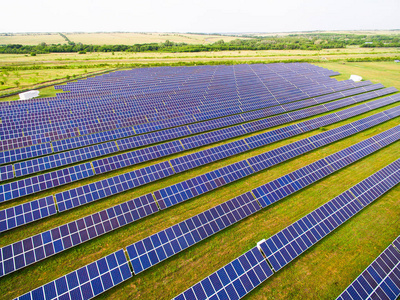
(0, 33), (399, 54)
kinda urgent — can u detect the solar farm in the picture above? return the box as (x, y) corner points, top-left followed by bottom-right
(0, 62), (399, 300)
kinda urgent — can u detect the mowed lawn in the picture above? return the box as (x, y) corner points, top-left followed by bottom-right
(0, 63), (399, 300)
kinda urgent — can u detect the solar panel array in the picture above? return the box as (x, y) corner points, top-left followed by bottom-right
(1, 111), (398, 277)
(1, 63), (399, 300)
(1, 87), (396, 204)
(0, 102), (398, 239)
(336, 235), (400, 300)
(173, 158), (400, 300)
(0, 93), (398, 230)
(16, 249), (132, 300)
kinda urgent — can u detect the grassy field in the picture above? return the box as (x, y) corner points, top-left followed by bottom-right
(1, 47), (399, 98)
(0, 60), (399, 300)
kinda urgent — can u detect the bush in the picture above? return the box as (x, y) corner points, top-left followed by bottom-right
(78, 51), (86, 54)
(30, 52), (36, 56)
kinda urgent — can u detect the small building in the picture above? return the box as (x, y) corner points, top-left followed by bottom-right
(350, 75), (362, 82)
(19, 90), (39, 100)
(395, 60), (400, 63)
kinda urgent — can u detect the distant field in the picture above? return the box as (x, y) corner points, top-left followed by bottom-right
(0, 32), (247, 46)
(0, 33), (66, 45)
(2, 30), (400, 45)
(65, 32), (248, 45)
(246, 29), (400, 36)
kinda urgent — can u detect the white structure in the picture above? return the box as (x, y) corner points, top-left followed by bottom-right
(350, 75), (362, 82)
(19, 90), (39, 100)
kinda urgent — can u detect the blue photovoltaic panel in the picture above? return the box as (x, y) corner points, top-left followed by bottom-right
(259, 159), (400, 272)
(0, 162), (94, 203)
(393, 236), (400, 251)
(172, 158), (400, 300)
(173, 247), (273, 300)
(55, 161), (173, 212)
(16, 249), (132, 300)
(13, 141), (118, 177)
(0, 194), (157, 277)
(0, 143), (52, 165)
(5, 102), (396, 237)
(170, 140), (250, 173)
(2, 86), (395, 179)
(92, 140), (183, 174)
(0, 164), (14, 182)
(1, 107), (399, 282)
(252, 159), (334, 208)
(0, 196), (55, 233)
(155, 160), (254, 209)
(127, 192), (260, 274)
(336, 240), (400, 300)
(1, 94), (398, 206)
(259, 191), (362, 271)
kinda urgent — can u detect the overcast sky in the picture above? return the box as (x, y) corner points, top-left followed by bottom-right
(1, 0), (399, 33)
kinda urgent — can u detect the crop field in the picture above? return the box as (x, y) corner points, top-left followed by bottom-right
(0, 59), (398, 300)
(0, 33), (247, 46)
(64, 33), (248, 45)
(2, 30), (400, 46)
(0, 33), (67, 45)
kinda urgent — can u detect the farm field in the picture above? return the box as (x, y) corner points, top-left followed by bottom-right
(64, 33), (248, 45)
(2, 30), (400, 46)
(1, 47), (399, 98)
(0, 32), (247, 46)
(0, 61), (399, 300)
(0, 33), (66, 45)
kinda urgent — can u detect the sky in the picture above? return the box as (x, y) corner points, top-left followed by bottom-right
(0, 0), (399, 33)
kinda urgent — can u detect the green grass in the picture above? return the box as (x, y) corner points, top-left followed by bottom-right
(0, 62), (399, 299)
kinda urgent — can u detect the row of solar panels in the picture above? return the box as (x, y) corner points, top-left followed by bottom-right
(1, 108), (398, 278)
(0, 99), (398, 249)
(1, 105), (393, 237)
(54, 64), (336, 92)
(336, 236), (400, 300)
(0, 80), (370, 151)
(1, 93), (398, 207)
(0, 84), (388, 182)
(0, 80), (375, 158)
(0, 78), (371, 149)
(173, 159), (400, 300)
(0, 64), (337, 120)
(13, 135), (400, 300)
(0, 76), (350, 136)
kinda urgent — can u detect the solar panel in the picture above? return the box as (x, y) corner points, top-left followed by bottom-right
(173, 247), (273, 300)
(15, 249), (132, 300)
(127, 192), (260, 274)
(259, 159), (400, 271)
(0, 107), (397, 240)
(336, 239), (400, 300)
(0, 196), (55, 233)
(4, 92), (397, 204)
(1, 64), (375, 156)
(0, 84), (391, 171)
(0, 194), (157, 276)
(173, 159), (400, 300)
